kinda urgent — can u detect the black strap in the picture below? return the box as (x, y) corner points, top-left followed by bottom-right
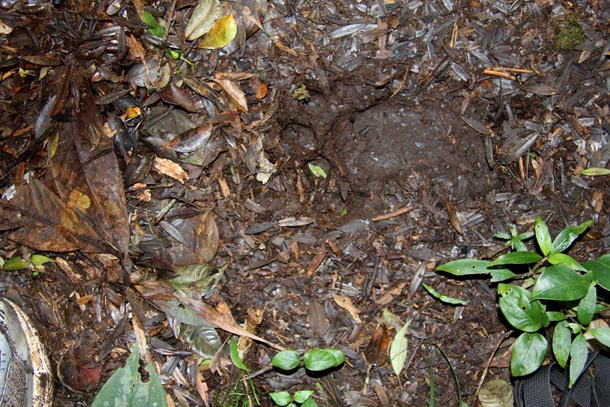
(515, 352), (610, 407)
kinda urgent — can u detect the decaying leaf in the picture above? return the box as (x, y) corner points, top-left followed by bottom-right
(178, 296), (284, 350)
(165, 211), (219, 266)
(198, 14), (237, 49)
(333, 294), (361, 323)
(154, 157), (189, 183)
(185, 0), (222, 41)
(211, 78), (248, 112)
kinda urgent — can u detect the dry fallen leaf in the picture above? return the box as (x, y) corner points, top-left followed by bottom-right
(185, 0), (222, 41)
(154, 157), (189, 183)
(333, 294), (361, 323)
(211, 78), (248, 112)
(178, 296), (284, 351)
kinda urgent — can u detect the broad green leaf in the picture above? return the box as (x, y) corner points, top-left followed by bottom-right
(142, 10), (164, 37)
(185, 0), (222, 41)
(308, 163), (328, 179)
(581, 167), (610, 176)
(552, 320), (571, 368)
(577, 283), (596, 325)
(91, 346), (168, 407)
(323, 348), (345, 365)
(569, 333), (588, 388)
(389, 319), (411, 377)
(303, 348), (344, 371)
(546, 311), (566, 322)
(198, 14), (237, 49)
(498, 284), (548, 332)
(302, 397), (318, 407)
(423, 284), (467, 305)
(511, 332), (547, 376)
(490, 251), (541, 266)
(294, 390), (314, 404)
(490, 269), (517, 283)
(598, 253), (610, 267)
(272, 350), (301, 371)
(535, 216), (552, 256)
(550, 220), (592, 254)
(548, 253), (586, 271)
(229, 338), (249, 371)
(31, 254), (53, 267)
(584, 259), (610, 291)
(588, 328), (610, 347)
(270, 391), (291, 406)
(2, 257), (29, 271)
(436, 259), (491, 276)
(531, 264), (589, 301)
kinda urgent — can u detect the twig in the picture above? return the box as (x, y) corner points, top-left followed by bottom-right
(372, 205), (414, 221)
(472, 330), (513, 407)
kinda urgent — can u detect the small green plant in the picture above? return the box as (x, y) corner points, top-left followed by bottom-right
(433, 216), (610, 388)
(554, 13), (585, 51)
(292, 85), (310, 103)
(270, 348), (345, 407)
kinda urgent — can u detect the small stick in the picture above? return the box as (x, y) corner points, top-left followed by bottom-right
(372, 205), (414, 221)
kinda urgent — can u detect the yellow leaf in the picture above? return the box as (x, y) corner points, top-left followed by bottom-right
(198, 14), (237, 49)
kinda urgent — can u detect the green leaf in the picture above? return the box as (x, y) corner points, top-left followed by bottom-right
(303, 348), (344, 371)
(584, 259), (610, 291)
(535, 216), (552, 256)
(532, 264), (589, 301)
(581, 167), (610, 176)
(2, 257), (29, 271)
(576, 283), (596, 325)
(588, 328), (610, 347)
(546, 311), (566, 322)
(142, 10), (165, 37)
(598, 253), (610, 267)
(548, 253), (586, 271)
(423, 284), (467, 305)
(389, 319), (411, 377)
(229, 338), (249, 371)
(569, 333), (588, 388)
(308, 163), (328, 179)
(552, 321), (571, 368)
(302, 397), (318, 407)
(270, 391), (292, 406)
(31, 254), (53, 267)
(436, 259), (491, 276)
(511, 332), (547, 376)
(91, 346), (168, 407)
(272, 350), (301, 371)
(490, 269), (517, 283)
(498, 284), (549, 332)
(490, 251), (542, 266)
(550, 220), (592, 255)
(293, 390), (314, 403)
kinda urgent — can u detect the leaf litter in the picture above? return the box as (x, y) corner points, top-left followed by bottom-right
(0, 0), (609, 405)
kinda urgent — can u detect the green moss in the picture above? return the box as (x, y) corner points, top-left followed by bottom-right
(555, 14), (585, 51)
(292, 84), (310, 103)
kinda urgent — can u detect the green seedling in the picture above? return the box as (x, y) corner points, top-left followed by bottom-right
(433, 216), (610, 388)
(270, 348), (345, 407)
(292, 85), (310, 103)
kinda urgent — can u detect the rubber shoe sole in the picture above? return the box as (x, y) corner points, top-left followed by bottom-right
(0, 298), (53, 407)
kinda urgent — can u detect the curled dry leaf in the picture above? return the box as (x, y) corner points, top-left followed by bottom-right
(153, 157), (189, 183)
(164, 124), (213, 153)
(185, 0), (222, 41)
(211, 78), (248, 112)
